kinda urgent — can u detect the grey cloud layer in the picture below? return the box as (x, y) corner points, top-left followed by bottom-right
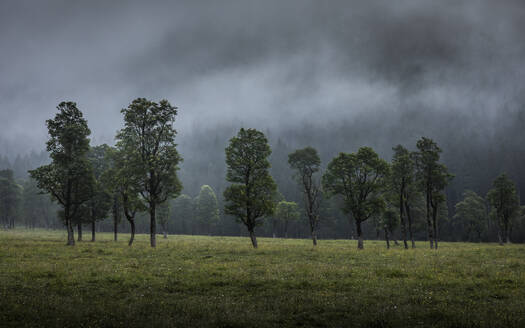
(1, 0), (524, 154)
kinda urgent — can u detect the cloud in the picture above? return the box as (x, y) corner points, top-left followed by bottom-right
(1, 0), (525, 156)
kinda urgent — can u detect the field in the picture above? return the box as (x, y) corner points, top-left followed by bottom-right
(1, 230), (525, 327)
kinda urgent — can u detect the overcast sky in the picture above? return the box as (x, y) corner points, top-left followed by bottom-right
(1, 0), (524, 156)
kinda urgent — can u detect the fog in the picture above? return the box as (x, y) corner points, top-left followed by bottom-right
(1, 1), (525, 195)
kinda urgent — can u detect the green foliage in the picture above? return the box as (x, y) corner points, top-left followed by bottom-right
(22, 178), (57, 229)
(487, 174), (519, 221)
(116, 98), (182, 205)
(78, 145), (113, 226)
(323, 147), (390, 219)
(379, 207), (399, 232)
(288, 146), (322, 244)
(288, 146), (321, 177)
(487, 173), (520, 243)
(106, 146), (146, 220)
(2, 230), (525, 328)
(172, 194), (194, 232)
(414, 137), (453, 248)
(173, 194), (193, 218)
(28, 102), (94, 245)
(275, 200), (300, 223)
(195, 185), (220, 228)
(322, 147), (390, 248)
(390, 145), (417, 206)
(157, 201), (170, 234)
(116, 98), (183, 246)
(391, 145), (414, 190)
(0, 169), (22, 229)
(454, 190), (487, 242)
(45, 102), (91, 164)
(224, 128), (277, 233)
(414, 138), (453, 202)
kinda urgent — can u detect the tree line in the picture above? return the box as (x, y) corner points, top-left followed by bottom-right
(1, 99), (524, 248)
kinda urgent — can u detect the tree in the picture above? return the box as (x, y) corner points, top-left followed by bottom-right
(487, 173), (520, 245)
(288, 146), (322, 246)
(266, 191), (284, 238)
(414, 137), (453, 249)
(275, 200), (300, 238)
(403, 171), (421, 248)
(376, 207), (398, 249)
(390, 145), (415, 249)
(224, 128), (277, 248)
(82, 144), (112, 242)
(107, 146), (147, 246)
(454, 190), (487, 242)
(158, 201), (170, 238)
(322, 147), (390, 249)
(116, 98), (182, 247)
(195, 185), (219, 235)
(84, 186), (112, 242)
(22, 178), (56, 229)
(0, 169), (21, 229)
(29, 102), (94, 246)
(111, 195), (122, 241)
(172, 194), (193, 234)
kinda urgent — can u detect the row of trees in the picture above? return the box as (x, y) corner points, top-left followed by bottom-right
(2, 99), (523, 249)
(29, 100), (182, 247)
(222, 128), (522, 249)
(222, 129), (453, 249)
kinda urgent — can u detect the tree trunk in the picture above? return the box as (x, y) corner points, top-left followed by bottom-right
(426, 191), (434, 249)
(498, 225), (504, 246)
(432, 204), (439, 250)
(128, 217), (136, 246)
(114, 216), (118, 241)
(150, 203), (156, 248)
(311, 230), (318, 246)
(163, 230), (167, 239)
(504, 219), (510, 244)
(405, 202), (415, 248)
(400, 193), (408, 249)
(66, 217), (75, 246)
(356, 219), (364, 249)
(284, 221), (289, 238)
(385, 227), (390, 249)
(77, 223), (82, 241)
(249, 229), (258, 248)
(91, 221), (96, 242)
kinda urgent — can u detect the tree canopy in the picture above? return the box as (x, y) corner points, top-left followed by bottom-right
(323, 147), (390, 249)
(116, 98), (182, 247)
(224, 128), (277, 248)
(195, 185), (220, 235)
(415, 137), (453, 249)
(288, 146), (322, 246)
(29, 102), (94, 245)
(454, 190), (487, 242)
(487, 173), (520, 244)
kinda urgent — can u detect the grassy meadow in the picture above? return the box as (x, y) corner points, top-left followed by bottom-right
(1, 229), (525, 328)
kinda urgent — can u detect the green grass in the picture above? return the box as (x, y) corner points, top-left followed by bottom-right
(1, 230), (524, 327)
